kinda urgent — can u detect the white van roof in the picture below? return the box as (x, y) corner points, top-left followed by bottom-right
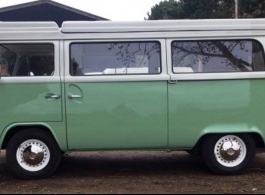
(0, 19), (265, 34)
(0, 22), (60, 40)
(0, 22), (59, 32)
(61, 19), (265, 33)
(0, 19), (265, 40)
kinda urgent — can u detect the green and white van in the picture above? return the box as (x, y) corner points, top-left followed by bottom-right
(1, 19), (265, 179)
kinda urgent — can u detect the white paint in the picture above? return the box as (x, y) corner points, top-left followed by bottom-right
(0, 21), (265, 83)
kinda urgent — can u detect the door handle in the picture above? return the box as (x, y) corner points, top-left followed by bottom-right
(45, 93), (61, 100)
(68, 95), (82, 99)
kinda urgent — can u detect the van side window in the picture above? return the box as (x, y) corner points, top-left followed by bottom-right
(172, 40), (265, 73)
(0, 44), (54, 77)
(70, 42), (161, 76)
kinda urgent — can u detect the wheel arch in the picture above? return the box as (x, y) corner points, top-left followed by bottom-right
(192, 132), (265, 155)
(0, 123), (62, 151)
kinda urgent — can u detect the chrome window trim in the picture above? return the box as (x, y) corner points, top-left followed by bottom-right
(0, 77), (61, 84)
(0, 41), (60, 84)
(64, 75), (170, 83)
(64, 39), (169, 82)
(167, 37), (265, 81)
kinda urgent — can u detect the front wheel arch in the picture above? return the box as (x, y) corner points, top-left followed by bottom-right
(1, 125), (60, 150)
(6, 128), (62, 180)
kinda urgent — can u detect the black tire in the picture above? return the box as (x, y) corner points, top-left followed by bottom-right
(202, 134), (255, 175)
(6, 129), (62, 180)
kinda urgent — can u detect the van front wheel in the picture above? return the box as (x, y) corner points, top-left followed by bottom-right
(6, 129), (62, 180)
(202, 134), (255, 175)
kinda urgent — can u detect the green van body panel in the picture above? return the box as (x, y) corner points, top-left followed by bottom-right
(0, 83), (62, 122)
(0, 83), (66, 150)
(1, 79), (265, 152)
(0, 122), (67, 151)
(66, 82), (168, 150)
(2, 80), (265, 152)
(168, 79), (265, 148)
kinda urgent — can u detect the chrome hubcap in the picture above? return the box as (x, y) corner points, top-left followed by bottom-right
(219, 141), (241, 161)
(23, 145), (45, 165)
(215, 136), (246, 168)
(16, 140), (50, 172)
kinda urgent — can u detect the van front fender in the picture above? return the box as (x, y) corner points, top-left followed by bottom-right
(0, 122), (67, 151)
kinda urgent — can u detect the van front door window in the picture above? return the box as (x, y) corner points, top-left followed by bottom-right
(0, 44), (55, 77)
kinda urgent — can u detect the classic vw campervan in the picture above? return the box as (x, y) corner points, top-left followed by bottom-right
(1, 19), (265, 179)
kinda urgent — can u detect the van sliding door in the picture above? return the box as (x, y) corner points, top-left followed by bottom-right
(65, 40), (169, 150)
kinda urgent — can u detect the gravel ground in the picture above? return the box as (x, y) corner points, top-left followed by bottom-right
(1, 150), (265, 194)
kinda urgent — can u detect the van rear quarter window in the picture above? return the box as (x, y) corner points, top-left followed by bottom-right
(172, 40), (265, 73)
(70, 42), (162, 76)
(0, 44), (54, 77)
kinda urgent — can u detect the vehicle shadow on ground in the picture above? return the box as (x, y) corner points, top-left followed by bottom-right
(57, 151), (208, 178)
(1, 152), (265, 194)
(2, 151), (265, 179)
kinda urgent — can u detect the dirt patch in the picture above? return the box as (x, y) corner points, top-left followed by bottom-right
(1, 151), (265, 194)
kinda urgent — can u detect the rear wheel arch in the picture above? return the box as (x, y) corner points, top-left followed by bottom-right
(202, 134), (256, 175)
(192, 132), (265, 155)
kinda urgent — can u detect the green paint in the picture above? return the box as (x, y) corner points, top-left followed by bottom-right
(0, 83), (67, 150)
(169, 80), (265, 148)
(66, 82), (168, 150)
(1, 79), (265, 152)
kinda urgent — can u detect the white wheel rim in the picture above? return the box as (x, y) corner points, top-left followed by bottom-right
(214, 135), (247, 168)
(16, 139), (50, 172)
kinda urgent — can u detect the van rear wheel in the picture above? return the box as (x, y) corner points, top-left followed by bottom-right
(202, 134), (255, 175)
(6, 129), (62, 180)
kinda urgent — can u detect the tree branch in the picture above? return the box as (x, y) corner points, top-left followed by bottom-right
(173, 44), (225, 58)
(213, 42), (251, 72)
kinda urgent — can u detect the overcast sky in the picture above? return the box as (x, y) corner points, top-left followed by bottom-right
(0, 0), (162, 21)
